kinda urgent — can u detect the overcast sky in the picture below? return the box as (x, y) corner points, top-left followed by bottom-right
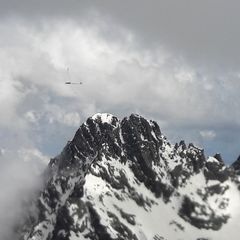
(1, 1), (240, 167)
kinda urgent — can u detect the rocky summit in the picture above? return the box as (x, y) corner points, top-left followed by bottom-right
(17, 113), (240, 240)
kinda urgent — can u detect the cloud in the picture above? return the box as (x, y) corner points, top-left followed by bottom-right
(17, 147), (49, 165)
(0, 148), (48, 239)
(0, 18), (239, 158)
(200, 130), (217, 140)
(0, 148), (5, 156)
(1, 0), (240, 70)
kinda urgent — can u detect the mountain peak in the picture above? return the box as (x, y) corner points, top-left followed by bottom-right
(91, 113), (118, 125)
(17, 113), (240, 240)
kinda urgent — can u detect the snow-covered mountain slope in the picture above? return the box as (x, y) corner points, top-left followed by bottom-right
(17, 113), (240, 240)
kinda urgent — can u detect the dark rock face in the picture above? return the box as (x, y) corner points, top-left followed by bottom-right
(17, 113), (240, 240)
(232, 155), (240, 174)
(179, 196), (229, 230)
(121, 115), (172, 200)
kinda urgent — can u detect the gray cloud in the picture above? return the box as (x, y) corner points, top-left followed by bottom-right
(1, 0), (240, 70)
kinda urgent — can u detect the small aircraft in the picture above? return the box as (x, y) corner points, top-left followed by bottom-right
(65, 68), (83, 85)
(65, 81), (83, 85)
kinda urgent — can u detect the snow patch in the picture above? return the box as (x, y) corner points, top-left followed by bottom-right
(92, 113), (115, 124)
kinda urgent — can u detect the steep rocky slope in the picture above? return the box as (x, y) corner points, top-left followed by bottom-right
(17, 113), (240, 240)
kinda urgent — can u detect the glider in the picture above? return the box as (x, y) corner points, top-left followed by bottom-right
(65, 82), (83, 85)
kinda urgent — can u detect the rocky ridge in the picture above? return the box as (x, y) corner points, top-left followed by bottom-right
(17, 113), (240, 240)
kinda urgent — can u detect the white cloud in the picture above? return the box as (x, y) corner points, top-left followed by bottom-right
(0, 148), (47, 239)
(200, 130), (217, 140)
(46, 106), (81, 127)
(25, 107), (81, 128)
(0, 148), (5, 156)
(61, 112), (81, 127)
(25, 111), (39, 123)
(174, 67), (195, 83)
(0, 78), (24, 125)
(17, 148), (49, 165)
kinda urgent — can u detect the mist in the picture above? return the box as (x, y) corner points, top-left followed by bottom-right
(0, 149), (47, 239)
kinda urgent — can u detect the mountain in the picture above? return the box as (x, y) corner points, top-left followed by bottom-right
(17, 113), (240, 240)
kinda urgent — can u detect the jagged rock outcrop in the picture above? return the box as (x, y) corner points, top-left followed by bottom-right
(17, 113), (240, 240)
(232, 155), (240, 174)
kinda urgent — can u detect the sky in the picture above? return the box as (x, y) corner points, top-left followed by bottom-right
(1, 1), (240, 237)
(1, 0), (240, 162)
